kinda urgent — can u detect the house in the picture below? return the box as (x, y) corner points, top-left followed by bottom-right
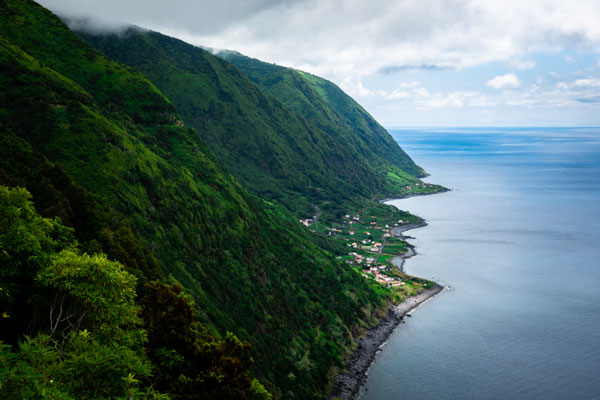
(349, 231), (355, 235)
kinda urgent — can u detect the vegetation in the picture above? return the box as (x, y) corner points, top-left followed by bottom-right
(216, 51), (446, 201)
(0, 185), (263, 399)
(0, 1), (413, 398)
(310, 203), (435, 301)
(78, 28), (444, 220)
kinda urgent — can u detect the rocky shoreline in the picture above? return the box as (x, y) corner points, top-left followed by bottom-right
(328, 219), (442, 400)
(327, 284), (443, 400)
(389, 221), (426, 272)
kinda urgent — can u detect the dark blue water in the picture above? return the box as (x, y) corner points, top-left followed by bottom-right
(359, 128), (600, 400)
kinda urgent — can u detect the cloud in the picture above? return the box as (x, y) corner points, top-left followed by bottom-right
(501, 76), (600, 107)
(360, 80), (493, 110)
(574, 78), (600, 87)
(38, 0), (600, 82)
(509, 59), (536, 70)
(63, 16), (132, 34)
(378, 64), (450, 74)
(36, 0), (600, 124)
(368, 74), (600, 111)
(39, 0), (288, 36)
(486, 73), (520, 89)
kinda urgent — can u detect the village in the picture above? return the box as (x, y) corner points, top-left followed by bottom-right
(304, 203), (433, 297)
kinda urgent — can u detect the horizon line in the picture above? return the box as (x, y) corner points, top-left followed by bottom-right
(385, 126), (600, 129)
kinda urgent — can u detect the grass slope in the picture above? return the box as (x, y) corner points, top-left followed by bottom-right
(79, 28), (427, 219)
(0, 1), (389, 398)
(219, 50), (425, 180)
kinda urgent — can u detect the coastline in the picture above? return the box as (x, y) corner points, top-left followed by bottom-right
(389, 221), (426, 272)
(328, 219), (443, 400)
(328, 285), (443, 400)
(378, 187), (450, 204)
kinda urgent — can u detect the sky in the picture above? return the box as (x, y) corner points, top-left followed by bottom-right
(38, 0), (600, 127)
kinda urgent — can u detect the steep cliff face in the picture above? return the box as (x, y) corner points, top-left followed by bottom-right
(80, 28), (427, 219)
(219, 50), (425, 178)
(0, 1), (387, 398)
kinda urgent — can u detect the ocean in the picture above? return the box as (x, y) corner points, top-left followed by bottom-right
(358, 127), (600, 400)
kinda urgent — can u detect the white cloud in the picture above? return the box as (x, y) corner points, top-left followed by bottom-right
(501, 76), (600, 107)
(39, 0), (600, 83)
(368, 81), (493, 110)
(339, 77), (385, 97)
(574, 78), (600, 87)
(385, 90), (411, 100)
(510, 59), (536, 70)
(486, 73), (520, 89)
(37, 0), (600, 124)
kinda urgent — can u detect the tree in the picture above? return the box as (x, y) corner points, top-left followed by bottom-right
(0, 185), (72, 343)
(36, 250), (143, 347)
(140, 281), (265, 400)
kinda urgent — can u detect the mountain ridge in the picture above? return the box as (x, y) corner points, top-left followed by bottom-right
(0, 1), (391, 398)
(78, 27), (442, 221)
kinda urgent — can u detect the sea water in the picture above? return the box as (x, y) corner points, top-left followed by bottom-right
(358, 128), (600, 400)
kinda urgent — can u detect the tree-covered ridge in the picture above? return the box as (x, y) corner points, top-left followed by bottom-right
(0, 1), (389, 398)
(218, 51), (425, 179)
(0, 185), (267, 399)
(78, 28), (437, 219)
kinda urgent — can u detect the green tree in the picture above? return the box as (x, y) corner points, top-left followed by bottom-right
(0, 185), (72, 342)
(36, 250), (143, 347)
(0, 333), (166, 400)
(140, 281), (265, 400)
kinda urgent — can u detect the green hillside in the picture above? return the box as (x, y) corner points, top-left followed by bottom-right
(0, 1), (390, 398)
(218, 50), (425, 178)
(78, 28), (439, 220)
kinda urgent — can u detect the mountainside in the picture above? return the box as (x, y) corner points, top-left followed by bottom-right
(218, 50), (424, 178)
(78, 28), (434, 219)
(0, 1), (390, 398)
